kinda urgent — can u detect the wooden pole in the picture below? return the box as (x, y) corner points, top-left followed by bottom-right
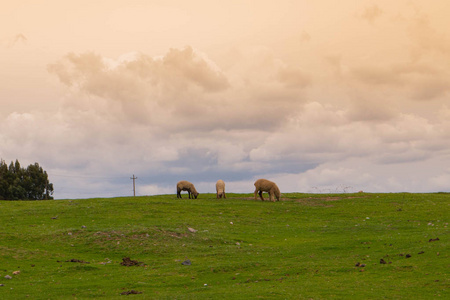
(130, 175), (137, 196)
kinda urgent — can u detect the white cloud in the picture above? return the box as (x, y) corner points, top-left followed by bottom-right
(139, 184), (173, 196)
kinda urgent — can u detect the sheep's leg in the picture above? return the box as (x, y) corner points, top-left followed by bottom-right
(177, 189), (182, 198)
(223, 192), (226, 199)
(188, 191), (191, 199)
(270, 189), (277, 202)
(258, 190), (265, 201)
(254, 189), (259, 200)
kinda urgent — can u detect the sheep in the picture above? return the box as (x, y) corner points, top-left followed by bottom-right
(254, 179), (280, 202)
(216, 179), (226, 199)
(176, 180), (199, 199)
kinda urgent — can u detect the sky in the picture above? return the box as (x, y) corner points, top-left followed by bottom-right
(1, 0), (450, 199)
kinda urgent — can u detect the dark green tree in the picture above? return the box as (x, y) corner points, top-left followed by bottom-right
(0, 160), (8, 199)
(0, 159), (53, 200)
(24, 163), (54, 200)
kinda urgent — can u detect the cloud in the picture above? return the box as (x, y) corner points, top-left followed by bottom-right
(350, 60), (450, 101)
(277, 66), (311, 88)
(139, 184), (173, 196)
(48, 46), (229, 97)
(428, 169), (450, 192)
(346, 95), (396, 122)
(46, 46), (310, 132)
(47, 47), (232, 125)
(351, 66), (402, 86)
(162, 47), (230, 92)
(4, 1), (450, 199)
(5, 45), (310, 197)
(300, 31), (311, 43)
(1, 34), (27, 48)
(360, 5), (383, 24)
(407, 11), (450, 58)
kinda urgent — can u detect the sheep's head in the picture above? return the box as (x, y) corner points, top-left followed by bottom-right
(193, 192), (199, 199)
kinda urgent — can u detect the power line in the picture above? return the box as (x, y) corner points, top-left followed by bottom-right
(49, 173), (127, 180)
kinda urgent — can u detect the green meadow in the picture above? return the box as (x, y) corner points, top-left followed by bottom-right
(0, 193), (448, 299)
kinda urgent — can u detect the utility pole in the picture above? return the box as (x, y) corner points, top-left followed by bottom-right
(130, 174), (137, 197)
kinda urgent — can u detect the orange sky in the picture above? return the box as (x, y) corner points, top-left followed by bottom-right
(1, 1), (450, 198)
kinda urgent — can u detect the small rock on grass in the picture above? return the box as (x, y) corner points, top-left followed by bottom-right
(182, 259), (191, 266)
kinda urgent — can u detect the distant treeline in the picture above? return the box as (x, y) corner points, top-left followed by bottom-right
(0, 159), (54, 200)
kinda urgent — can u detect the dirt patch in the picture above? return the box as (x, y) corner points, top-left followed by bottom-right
(120, 290), (142, 295)
(120, 257), (144, 267)
(155, 228), (188, 239)
(94, 231), (151, 238)
(319, 197), (341, 201)
(57, 259), (90, 264)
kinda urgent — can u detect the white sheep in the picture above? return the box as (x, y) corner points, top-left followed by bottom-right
(176, 180), (199, 199)
(254, 179), (280, 202)
(216, 179), (226, 199)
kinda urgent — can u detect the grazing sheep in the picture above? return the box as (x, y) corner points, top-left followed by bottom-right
(254, 179), (280, 202)
(176, 180), (199, 199)
(216, 179), (226, 199)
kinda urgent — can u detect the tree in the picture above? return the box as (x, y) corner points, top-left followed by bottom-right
(24, 163), (54, 200)
(0, 159), (54, 200)
(0, 160), (8, 198)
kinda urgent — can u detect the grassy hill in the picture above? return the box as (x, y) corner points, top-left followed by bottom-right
(0, 193), (448, 299)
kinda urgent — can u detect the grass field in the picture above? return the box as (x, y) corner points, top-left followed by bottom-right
(0, 192), (448, 299)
